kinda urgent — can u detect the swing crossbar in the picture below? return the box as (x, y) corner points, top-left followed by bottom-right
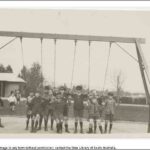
(0, 31), (145, 44)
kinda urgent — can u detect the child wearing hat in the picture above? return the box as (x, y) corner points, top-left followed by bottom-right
(39, 86), (51, 131)
(48, 88), (55, 131)
(87, 92), (104, 134)
(97, 96), (105, 134)
(53, 91), (66, 133)
(25, 92), (35, 130)
(72, 85), (87, 133)
(30, 91), (43, 133)
(59, 86), (70, 133)
(104, 92), (116, 134)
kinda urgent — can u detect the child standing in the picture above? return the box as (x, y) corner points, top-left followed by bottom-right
(25, 92), (35, 130)
(40, 86), (51, 131)
(72, 85), (87, 134)
(15, 90), (21, 104)
(87, 93), (104, 134)
(30, 91), (42, 133)
(59, 86), (70, 133)
(104, 92), (116, 134)
(49, 89), (55, 131)
(53, 92), (66, 133)
(97, 95), (105, 134)
(8, 91), (17, 112)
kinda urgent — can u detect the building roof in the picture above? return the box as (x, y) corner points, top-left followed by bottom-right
(0, 73), (25, 83)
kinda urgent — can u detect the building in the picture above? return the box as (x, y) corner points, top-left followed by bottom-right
(0, 73), (25, 97)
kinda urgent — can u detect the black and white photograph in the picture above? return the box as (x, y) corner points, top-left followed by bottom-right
(0, 7), (150, 138)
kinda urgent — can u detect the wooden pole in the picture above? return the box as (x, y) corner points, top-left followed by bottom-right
(135, 40), (150, 133)
(0, 31), (145, 44)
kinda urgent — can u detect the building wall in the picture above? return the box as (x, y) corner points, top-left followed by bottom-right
(4, 82), (19, 97)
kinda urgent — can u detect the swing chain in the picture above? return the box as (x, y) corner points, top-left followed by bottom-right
(88, 40), (91, 91)
(40, 38), (44, 88)
(70, 40), (78, 88)
(40, 37), (43, 43)
(102, 42), (112, 94)
(109, 41), (112, 48)
(20, 36), (25, 67)
(89, 40), (91, 46)
(54, 39), (57, 45)
(40, 37), (43, 69)
(74, 39), (77, 46)
(20, 36), (22, 42)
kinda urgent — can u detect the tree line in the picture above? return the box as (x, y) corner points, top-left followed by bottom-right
(0, 64), (13, 73)
(18, 62), (44, 96)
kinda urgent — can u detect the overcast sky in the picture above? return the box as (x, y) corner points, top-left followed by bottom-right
(0, 9), (150, 93)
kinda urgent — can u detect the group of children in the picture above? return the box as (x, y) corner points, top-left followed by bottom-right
(26, 85), (116, 134)
(0, 90), (21, 128)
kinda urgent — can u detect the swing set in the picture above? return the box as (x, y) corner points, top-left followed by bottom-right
(0, 31), (150, 132)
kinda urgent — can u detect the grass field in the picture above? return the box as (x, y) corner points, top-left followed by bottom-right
(0, 100), (149, 135)
(0, 100), (149, 122)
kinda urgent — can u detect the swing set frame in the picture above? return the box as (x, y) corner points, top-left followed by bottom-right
(0, 31), (150, 133)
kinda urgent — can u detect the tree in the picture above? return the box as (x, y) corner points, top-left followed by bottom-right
(0, 64), (13, 73)
(18, 66), (29, 80)
(19, 62), (44, 96)
(111, 70), (126, 104)
(29, 62), (44, 93)
(19, 66), (30, 96)
(0, 64), (6, 73)
(5, 65), (13, 73)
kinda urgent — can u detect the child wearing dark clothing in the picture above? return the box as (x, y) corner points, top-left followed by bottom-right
(104, 92), (116, 134)
(72, 85), (87, 134)
(38, 86), (51, 131)
(30, 92), (42, 133)
(59, 86), (70, 133)
(25, 92), (35, 130)
(49, 90), (55, 131)
(15, 90), (21, 104)
(53, 92), (66, 133)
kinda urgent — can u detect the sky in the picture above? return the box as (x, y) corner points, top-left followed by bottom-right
(0, 9), (150, 93)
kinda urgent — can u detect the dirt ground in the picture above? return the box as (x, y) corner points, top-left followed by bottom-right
(0, 116), (148, 136)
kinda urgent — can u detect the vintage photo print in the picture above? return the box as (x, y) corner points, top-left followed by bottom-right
(0, 8), (149, 138)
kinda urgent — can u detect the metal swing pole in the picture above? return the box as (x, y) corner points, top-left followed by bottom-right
(135, 39), (150, 133)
